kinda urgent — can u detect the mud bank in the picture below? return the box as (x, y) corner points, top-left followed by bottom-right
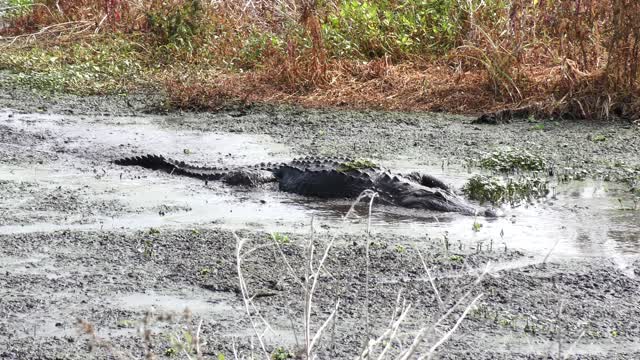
(1, 89), (640, 359)
(2, 228), (640, 359)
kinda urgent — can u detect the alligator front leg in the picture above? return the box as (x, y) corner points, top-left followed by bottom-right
(404, 172), (451, 191)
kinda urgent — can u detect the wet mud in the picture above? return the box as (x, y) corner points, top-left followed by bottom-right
(1, 90), (640, 359)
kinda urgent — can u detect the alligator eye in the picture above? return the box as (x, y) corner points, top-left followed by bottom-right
(433, 190), (446, 199)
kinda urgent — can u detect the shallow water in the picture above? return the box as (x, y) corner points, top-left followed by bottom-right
(0, 110), (638, 263)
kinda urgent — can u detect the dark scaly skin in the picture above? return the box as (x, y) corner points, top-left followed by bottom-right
(114, 155), (496, 217)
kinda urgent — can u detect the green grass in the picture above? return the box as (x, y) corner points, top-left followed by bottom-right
(0, 36), (149, 94)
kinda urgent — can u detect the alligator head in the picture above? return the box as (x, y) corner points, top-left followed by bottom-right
(377, 174), (498, 217)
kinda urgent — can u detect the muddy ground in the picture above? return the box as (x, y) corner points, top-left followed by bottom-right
(1, 84), (640, 359)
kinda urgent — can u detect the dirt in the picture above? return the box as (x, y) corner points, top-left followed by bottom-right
(1, 85), (640, 359)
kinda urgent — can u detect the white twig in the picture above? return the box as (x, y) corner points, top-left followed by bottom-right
(357, 293), (411, 360)
(542, 237), (560, 264)
(377, 301), (411, 360)
(397, 262), (491, 360)
(270, 234), (304, 288)
(232, 338), (240, 360)
(195, 318), (203, 357)
(235, 233), (271, 360)
(417, 249), (445, 312)
(309, 300), (341, 352)
(422, 293), (484, 360)
(563, 329), (586, 360)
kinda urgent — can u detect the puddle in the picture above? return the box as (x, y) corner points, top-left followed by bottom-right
(117, 290), (237, 317)
(0, 110), (292, 165)
(0, 110), (639, 262)
(0, 254), (70, 279)
(485, 334), (640, 356)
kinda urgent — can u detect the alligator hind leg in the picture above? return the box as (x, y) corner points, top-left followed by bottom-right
(221, 170), (277, 187)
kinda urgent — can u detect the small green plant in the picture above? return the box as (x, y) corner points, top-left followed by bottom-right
(369, 240), (386, 250)
(479, 148), (546, 173)
(166, 329), (196, 357)
(337, 159), (378, 172)
(440, 231), (450, 254)
(472, 220), (483, 232)
(142, 239), (155, 258)
(529, 123), (545, 131)
(592, 134), (607, 142)
(523, 320), (537, 334)
(149, 227), (161, 235)
(271, 347), (294, 360)
(116, 319), (136, 328)
(199, 267), (211, 276)
(448, 254), (464, 263)
(394, 244), (406, 254)
(271, 232), (290, 244)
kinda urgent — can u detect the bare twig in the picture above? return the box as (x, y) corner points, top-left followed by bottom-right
(397, 262), (491, 360)
(422, 293), (484, 360)
(417, 249), (445, 312)
(542, 238), (561, 264)
(308, 300), (341, 352)
(235, 233), (271, 360)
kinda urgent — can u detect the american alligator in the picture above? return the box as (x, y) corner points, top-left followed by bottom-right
(114, 155), (496, 217)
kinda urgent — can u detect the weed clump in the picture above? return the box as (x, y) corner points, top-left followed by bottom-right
(463, 174), (549, 205)
(479, 148), (546, 173)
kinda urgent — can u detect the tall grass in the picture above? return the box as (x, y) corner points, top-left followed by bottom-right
(1, 0), (639, 119)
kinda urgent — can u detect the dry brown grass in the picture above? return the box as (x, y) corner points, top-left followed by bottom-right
(2, 0), (640, 120)
(162, 61), (504, 113)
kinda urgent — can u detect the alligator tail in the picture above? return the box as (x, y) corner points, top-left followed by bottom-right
(113, 154), (175, 171)
(113, 154), (225, 181)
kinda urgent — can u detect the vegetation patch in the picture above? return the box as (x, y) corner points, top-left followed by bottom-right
(0, 36), (147, 94)
(1, 0), (639, 118)
(479, 148), (546, 173)
(463, 175), (549, 205)
(337, 159), (378, 172)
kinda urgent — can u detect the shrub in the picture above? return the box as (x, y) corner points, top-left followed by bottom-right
(322, 0), (466, 60)
(147, 0), (204, 51)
